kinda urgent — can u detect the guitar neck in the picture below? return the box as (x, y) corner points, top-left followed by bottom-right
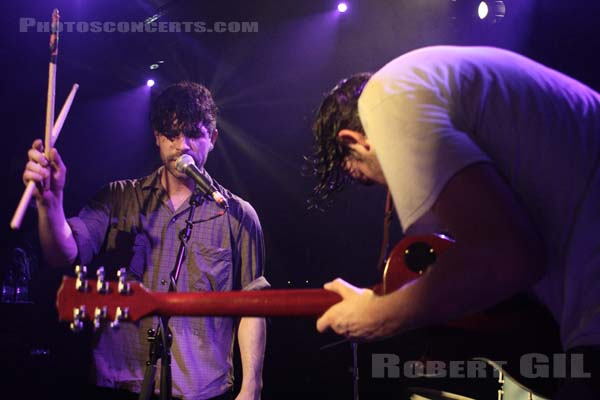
(58, 234), (454, 323)
(56, 277), (344, 323)
(151, 289), (342, 317)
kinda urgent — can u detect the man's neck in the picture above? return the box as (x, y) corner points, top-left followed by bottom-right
(160, 168), (195, 210)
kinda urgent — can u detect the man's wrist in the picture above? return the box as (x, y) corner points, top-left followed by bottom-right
(240, 379), (262, 394)
(37, 192), (64, 216)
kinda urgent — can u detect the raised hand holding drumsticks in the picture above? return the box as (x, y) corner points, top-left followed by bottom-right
(10, 9), (79, 230)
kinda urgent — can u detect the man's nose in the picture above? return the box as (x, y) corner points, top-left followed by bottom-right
(173, 135), (192, 151)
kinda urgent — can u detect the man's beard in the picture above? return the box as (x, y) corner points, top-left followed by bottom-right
(355, 176), (375, 186)
(167, 152), (201, 167)
(164, 153), (187, 178)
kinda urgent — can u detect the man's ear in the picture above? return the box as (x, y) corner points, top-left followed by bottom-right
(154, 130), (160, 146)
(337, 129), (370, 151)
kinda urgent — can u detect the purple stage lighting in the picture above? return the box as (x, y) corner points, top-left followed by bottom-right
(146, 79), (155, 87)
(337, 2), (348, 13)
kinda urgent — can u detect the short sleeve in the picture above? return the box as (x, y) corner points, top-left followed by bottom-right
(359, 81), (491, 231)
(232, 200), (269, 291)
(67, 186), (112, 265)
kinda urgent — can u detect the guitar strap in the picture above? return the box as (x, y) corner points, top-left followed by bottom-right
(376, 189), (394, 271)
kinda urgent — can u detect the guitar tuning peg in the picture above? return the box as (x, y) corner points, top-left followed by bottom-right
(110, 306), (129, 329)
(74, 265), (88, 292)
(116, 268), (131, 295)
(93, 306), (107, 330)
(70, 320), (83, 332)
(70, 305), (86, 332)
(96, 267), (109, 294)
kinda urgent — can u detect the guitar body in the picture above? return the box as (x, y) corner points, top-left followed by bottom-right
(381, 235), (561, 398)
(56, 233), (561, 398)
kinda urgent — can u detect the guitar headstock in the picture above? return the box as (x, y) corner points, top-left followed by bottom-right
(56, 266), (157, 331)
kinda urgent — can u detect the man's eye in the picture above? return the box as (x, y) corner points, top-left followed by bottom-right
(181, 128), (204, 139)
(162, 132), (180, 141)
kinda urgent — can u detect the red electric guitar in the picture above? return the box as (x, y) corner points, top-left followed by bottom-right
(56, 234), (561, 398)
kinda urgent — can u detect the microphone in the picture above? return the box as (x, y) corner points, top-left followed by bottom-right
(175, 154), (228, 209)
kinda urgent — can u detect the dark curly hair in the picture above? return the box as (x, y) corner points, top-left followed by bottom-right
(150, 81), (218, 139)
(305, 72), (373, 209)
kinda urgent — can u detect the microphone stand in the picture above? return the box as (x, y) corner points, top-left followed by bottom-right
(352, 341), (359, 400)
(138, 186), (204, 400)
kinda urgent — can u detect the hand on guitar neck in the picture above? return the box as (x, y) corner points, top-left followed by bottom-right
(316, 234), (454, 340)
(56, 233), (561, 398)
(56, 234), (451, 329)
(56, 233), (554, 341)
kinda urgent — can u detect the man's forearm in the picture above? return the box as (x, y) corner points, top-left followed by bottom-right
(237, 317), (266, 396)
(377, 238), (543, 336)
(37, 199), (78, 267)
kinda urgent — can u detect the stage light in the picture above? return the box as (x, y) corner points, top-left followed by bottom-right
(149, 60), (165, 71)
(478, 1), (489, 19)
(476, 1), (505, 22)
(146, 79), (155, 87)
(337, 2), (348, 13)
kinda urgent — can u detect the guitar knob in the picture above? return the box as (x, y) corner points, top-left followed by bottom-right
(93, 306), (107, 330)
(110, 306), (129, 329)
(75, 265), (88, 292)
(117, 268), (131, 295)
(96, 267), (109, 294)
(70, 305), (86, 332)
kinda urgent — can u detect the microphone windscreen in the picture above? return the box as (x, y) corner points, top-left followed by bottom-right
(175, 154), (195, 172)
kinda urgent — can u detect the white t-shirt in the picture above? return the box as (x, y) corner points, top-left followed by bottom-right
(358, 46), (600, 349)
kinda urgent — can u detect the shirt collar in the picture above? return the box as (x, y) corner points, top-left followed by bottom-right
(140, 166), (217, 190)
(141, 167), (164, 191)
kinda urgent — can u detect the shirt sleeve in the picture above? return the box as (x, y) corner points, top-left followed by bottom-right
(67, 186), (113, 266)
(233, 200), (269, 291)
(359, 83), (491, 231)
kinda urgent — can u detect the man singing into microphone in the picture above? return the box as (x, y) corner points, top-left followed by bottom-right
(23, 81), (267, 400)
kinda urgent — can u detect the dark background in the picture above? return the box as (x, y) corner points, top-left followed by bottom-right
(1, 1), (599, 399)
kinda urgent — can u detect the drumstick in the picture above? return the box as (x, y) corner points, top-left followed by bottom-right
(10, 83), (78, 230)
(44, 9), (59, 160)
(10, 9), (61, 230)
(51, 83), (79, 146)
